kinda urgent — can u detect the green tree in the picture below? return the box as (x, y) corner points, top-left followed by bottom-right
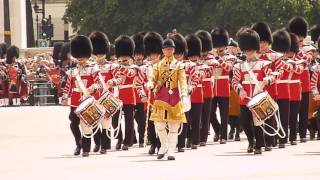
(63, 0), (319, 40)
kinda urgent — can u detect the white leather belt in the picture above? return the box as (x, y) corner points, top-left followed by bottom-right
(72, 88), (81, 92)
(118, 84), (133, 89)
(203, 78), (212, 82)
(242, 81), (258, 85)
(196, 84), (203, 87)
(277, 80), (300, 84)
(213, 75), (229, 80)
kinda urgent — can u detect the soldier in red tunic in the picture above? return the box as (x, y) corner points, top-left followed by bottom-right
(288, 16), (316, 143)
(232, 29), (277, 154)
(252, 22), (284, 150)
(62, 35), (101, 157)
(143, 32), (163, 155)
(285, 33), (306, 145)
(89, 31), (113, 154)
(271, 29), (292, 148)
(195, 30), (215, 146)
(132, 32), (148, 147)
(185, 34), (206, 149)
(210, 28), (234, 144)
(310, 40), (320, 140)
(107, 35), (137, 151)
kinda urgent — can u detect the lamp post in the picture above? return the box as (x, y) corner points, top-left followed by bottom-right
(33, 0), (45, 44)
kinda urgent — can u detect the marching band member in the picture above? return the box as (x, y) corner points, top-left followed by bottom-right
(132, 32), (148, 147)
(252, 22), (283, 150)
(143, 32), (163, 155)
(62, 35), (101, 157)
(285, 33), (305, 145)
(310, 40), (320, 140)
(195, 30), (215, 146)
(210, 28), (234, 144)
(185, 34), (205, 149)
(89, 31), (112, 154)
(168, 33), (189, 152)
(310, 25), (320, 46)
(107, 35), (137, 151)
(147, 38), (188, 160)
(288, 16), (315, 143)
(6, 46), (28, 106)
(271, 29), (292, 148)
(309, 25), (320, 139)
(227, 40), (241, 141)
(231, 29), (276, 154)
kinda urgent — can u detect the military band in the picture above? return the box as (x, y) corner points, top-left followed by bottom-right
(1, 16), (320, 160)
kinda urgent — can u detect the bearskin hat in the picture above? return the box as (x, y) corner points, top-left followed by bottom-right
(271, 29), (291, 53)
(52, 42), (63, 61)
(185, 34), (202, 57)
(6, 45), (19, 64)
(195, 30), (213, 52)
(143, 32), (163, 56)
(289, 33), (299, 54)
(89, 31), (110, 56)
(310, 25), (320, 43)
(114, 35), (135, 58)
(0, 43), (7, 59)
(131, 33), (145, 55)
(71, 35), (92, 58)
(211, 28), (229, 48)
(169, 33), (187, 55)
(238, 29), (260, 52)
(288, 16), (308, 38)
(251, 22), (273, 44)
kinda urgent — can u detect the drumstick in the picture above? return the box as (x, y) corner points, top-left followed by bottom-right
(143, 90), (152, 148)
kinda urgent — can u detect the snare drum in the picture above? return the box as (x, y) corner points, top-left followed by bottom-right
(75, 96), (105, 128)
(98, 91), (122, 118)
(247, 91), (278, 122)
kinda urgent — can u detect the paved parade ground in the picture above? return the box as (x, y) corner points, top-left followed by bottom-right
(1, 106), (320, 180)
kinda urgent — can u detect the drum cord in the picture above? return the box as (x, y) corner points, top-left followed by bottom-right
(106, 109), (123, 140)
(82, 124), (102, 138)
(259, 110), (286, 138)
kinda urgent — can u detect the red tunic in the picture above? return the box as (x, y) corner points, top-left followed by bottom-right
(310, 64), (320, 106)
(296, 48), (314, 93)
(202, 56), (215, 99)
(184, 61), (204, 103)
(257, 49), (284, 99)
(111, 65), (137, 105)
(63, 64), (100, 107)
(95, 62), (118, 99)
(231, 60), (276, 105)
(212, 54), (234, 97)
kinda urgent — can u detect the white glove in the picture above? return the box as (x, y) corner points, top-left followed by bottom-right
(146, 81), (154, 90)
(181, 95), (191, 112)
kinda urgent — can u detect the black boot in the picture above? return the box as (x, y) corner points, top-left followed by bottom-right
(116, 139), (122, 150)
(254, 147), (262, 155)
(74, 147), (81, 156)
(100, 148), (107, 154)
(228, 128), (235, 140)
(148, 144), (156, 155)
(247, 144), (254, 153)
(93, 128), (101, 152)
(213, 134), (219, 142)
(82, 136), (91, 157)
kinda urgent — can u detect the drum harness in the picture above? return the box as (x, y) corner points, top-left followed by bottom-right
(243, 61), (286, 138)
(74, 68), (122, 139)
(97, 70), (123, 140)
